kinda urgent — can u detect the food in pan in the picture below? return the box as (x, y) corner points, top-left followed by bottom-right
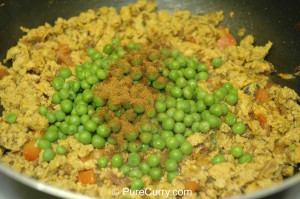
(0, 1), (299, 198)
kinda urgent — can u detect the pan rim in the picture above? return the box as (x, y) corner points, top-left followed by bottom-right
(1, 162), (299, 199)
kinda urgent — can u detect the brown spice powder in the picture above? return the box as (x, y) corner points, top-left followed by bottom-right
(93, 49), (159, 146)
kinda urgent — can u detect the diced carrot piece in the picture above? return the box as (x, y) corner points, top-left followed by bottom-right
(255, 88), (269, 103)
(56, 44), (74, 66)
(189, 37), (196, 43)
(256, 114), (267, 129)
(78, 170), (97, 185)
(23, 141), (41, 161)
(0, 67), (9, 81)
(184, 181), (200, 192)
(217, 33), (237, 50)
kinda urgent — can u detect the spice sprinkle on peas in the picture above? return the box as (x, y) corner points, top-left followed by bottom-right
(35, 39), (249, 189)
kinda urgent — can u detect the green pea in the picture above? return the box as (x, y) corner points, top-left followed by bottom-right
(165, 159), (178, 172)
(103, 44), (114, 55)
(97, 124), (111, 137)
(206, 115), (221, 129)
(212, 57), (223, 68)
(155, 101), (167, 113)
(140, 144), (149, 152)
(97, 156), (108, 168)
(162, 118), (175, 131)
(55, 110), (66, 122)
(51, 92), (61, 104)
(76, 104), (88, 116)
(131, 179), (144, 190)
(59, 68), (72, 79)
(5, 113), (17, 124)
(183, 68), (196, 79)
(147, 154), (160, 167)
(172, 50), (182, 59)
(149, 167), (162, 181)
(197, 63), (208, 72)
(166, 137), (180, 150)
(111, 154), (123, 168)
(119, 165), (130, 175)
(157, 113), (168, 122)
(171, 86), (183, 98)
(169, 60), (181, 70)
(231, 146), (243, 158)
(229, 88), (238, 96)
(209, 104), (223, 117)
(199, 121), (210, 133)
(44, 130), (58, 143)
(86, 75), (98, 85)
(182, 86), (194, 100)
(176, 100), (191, 113)
(196, 90), (207, 101)
(183, 114), (194, 127)
(220, 103), (229, 115)
(128, 152), (141, 167)
(96, 69), (107, 80)
(222, 82), (233, 91)
(86, 48), (96, 57)
(46, 112), (56, 124)
(126, 131), (139, 142)
(78, 131), (92, 144)
(82, 89), (94, 103)
(133, 104), (145, 114)
(175, 134), (185, 145)
(196, 100), (206, 113)
(152, 138), (166, 150)
(239, 153), (252, 164)
(140, 163), (150, 175)
(203, 94), (215, 107)
(184, 129), (193, 137)
(84, 120), (97, 133)
(92, 135), (106, 148)
(289, 144), (296, 151)
(42, 149), (56, 162)
(187, 59), (198, 69)
(38, 140), (52, 150)
(92, 52), (103, 61)
(211, 154), (225, 165)
(48, 125), (58, 132)
(225, 93), (238, 106)
(173, 110), (185, 122)
(191, 122), (200, 132)
(170, 149), (183, 163)
(112, 37), (120, 45)
(167, 171), (179, 183)
(176, 77), (187, 88)
(60, 99), (73, 113)
(174, 122), (186, 134)
(80, 80), (91, 89)
(56, 145), (67, 155)
(232, 123), (246, 135)
(52, 77), (64, 90)
(180, 141), (193, 155)
(39, 106), (48, 116)
(225, 113), (237, 126)
(192, 112), (201, 122)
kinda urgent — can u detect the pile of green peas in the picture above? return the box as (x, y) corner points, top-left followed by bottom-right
(35, 38), (249, 190)
(37, 38), (127, 162)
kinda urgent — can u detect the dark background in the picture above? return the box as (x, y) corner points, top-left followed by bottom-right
(0, 0), (299, 198)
